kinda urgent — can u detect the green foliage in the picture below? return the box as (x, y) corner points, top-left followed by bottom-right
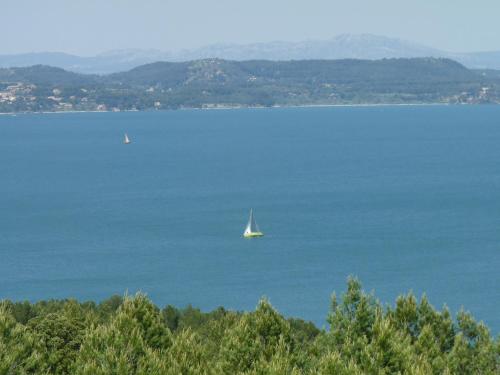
(0, 306), (45, 374)
(0, 280), (498, 374)
(219, 299), (295, 373)
(27, 311), (85, 374)
(326, 276), (379, 361)
(73, 293), (172, 375)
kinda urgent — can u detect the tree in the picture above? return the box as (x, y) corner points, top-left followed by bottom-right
(219, 298), (294, 374)
(0, 306), (45, 375)
(73, 294), (172, 375)
(27, 311), (85, 375)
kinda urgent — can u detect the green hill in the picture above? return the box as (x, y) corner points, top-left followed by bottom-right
(112, 58), (476, 86)
(0, 65), (97, 86)
(0, 58), (498, 113)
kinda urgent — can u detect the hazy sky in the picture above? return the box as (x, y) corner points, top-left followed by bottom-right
(3, 0), (500, 55)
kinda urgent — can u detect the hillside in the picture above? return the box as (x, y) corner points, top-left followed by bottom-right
(110, 58), (477, 86)
(0, 65), (97, 86)
(0, 58), (498, 113)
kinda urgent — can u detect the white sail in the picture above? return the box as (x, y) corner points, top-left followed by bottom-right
(244, 209), (261, 235)
(124, 133), (131, 144)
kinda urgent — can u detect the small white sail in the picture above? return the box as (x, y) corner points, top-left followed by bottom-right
(124, 133), (131, 144)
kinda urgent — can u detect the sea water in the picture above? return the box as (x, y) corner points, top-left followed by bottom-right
(0, 105), (499, 332)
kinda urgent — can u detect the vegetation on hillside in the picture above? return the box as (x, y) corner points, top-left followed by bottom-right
(1, 278), (498, 374)
(0, 58), (499, 113)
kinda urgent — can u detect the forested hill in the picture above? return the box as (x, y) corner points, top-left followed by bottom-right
(0, 58), (499, 113)
(0, 65), (98, 86)
(110, 58), (477, 86)
(0, 279), (498, 374)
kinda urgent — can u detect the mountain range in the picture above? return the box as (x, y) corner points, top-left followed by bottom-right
(1, 34), (500, 74)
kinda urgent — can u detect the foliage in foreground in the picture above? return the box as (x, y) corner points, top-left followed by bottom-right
(0, 278), (498, 374)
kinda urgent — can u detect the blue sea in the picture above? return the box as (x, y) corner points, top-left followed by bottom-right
(1, 105), (499, 332)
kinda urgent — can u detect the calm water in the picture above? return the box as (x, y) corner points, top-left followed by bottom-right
(0, 106), (499, 332)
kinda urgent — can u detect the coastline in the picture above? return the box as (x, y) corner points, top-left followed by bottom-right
(0, 101), (464, 116)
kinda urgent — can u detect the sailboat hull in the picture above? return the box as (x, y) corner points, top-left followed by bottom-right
(243, 231), (264, 238)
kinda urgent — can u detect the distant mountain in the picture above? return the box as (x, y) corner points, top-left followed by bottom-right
(175, 34), (443, 62)
(0, 50), (169, 75)
(2, 35), (500, 73)
(452, 51), (500, 70)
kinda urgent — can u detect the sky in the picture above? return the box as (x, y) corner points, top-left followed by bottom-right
(2, 0), (500, 55)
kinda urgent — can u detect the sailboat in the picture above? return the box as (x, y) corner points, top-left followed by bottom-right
(124, 133), (131, 144)
(243, 209), (264, 238)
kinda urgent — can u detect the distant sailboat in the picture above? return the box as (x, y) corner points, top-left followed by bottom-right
(124, 133), (131, 144)
(243, 209), (264, 238)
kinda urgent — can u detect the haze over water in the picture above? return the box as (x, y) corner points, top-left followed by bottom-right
(0, 106), (499, 332)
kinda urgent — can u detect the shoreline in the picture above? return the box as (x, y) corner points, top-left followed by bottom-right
(0, 101), (483, 116)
